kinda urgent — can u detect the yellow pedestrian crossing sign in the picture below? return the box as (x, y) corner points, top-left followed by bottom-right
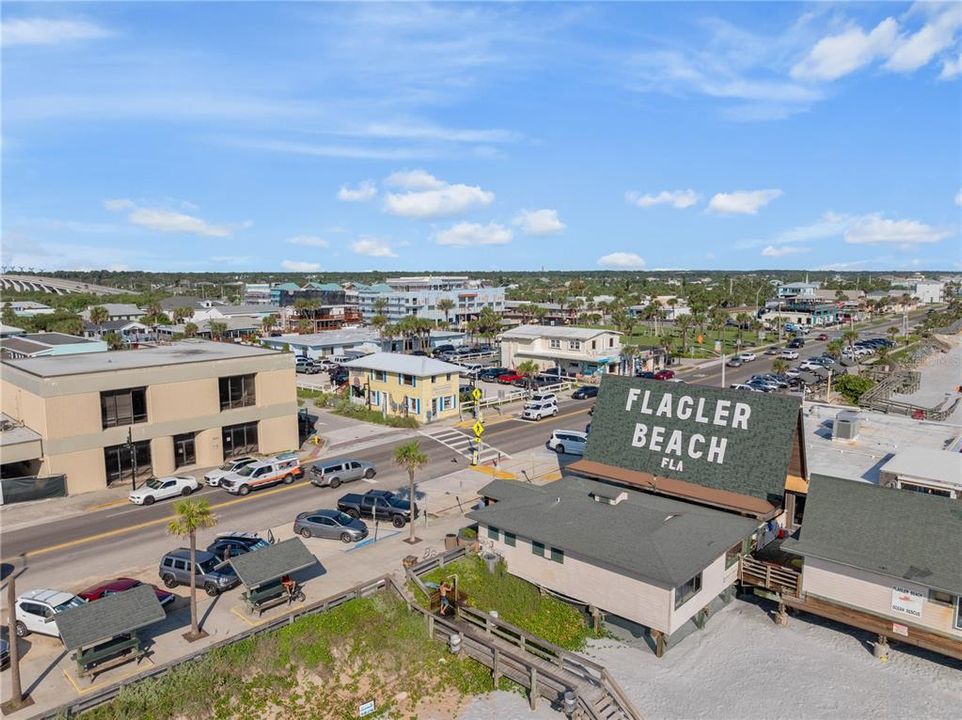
(472, 420), (485, 437)
(471, 387), (482, 401)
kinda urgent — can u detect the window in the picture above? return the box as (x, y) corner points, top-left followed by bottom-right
(504, 531), (516, 547)
(222, 421), (258, 457)
(174, 432), (196, 467)
(930, 589), (955, 605)
(487, 526), (500, 540)
(568, 340), (581, 350)
(956, 598), (962, 631)
(532, 541), (546, 557)
(104, 441), (152, 484)
(674, 572), (702, 609)
(100, 387), (147, 428)
(219, 374), (256, 410)
(550, 338), (561, 349)
(432, 375), (437, 384)
(609, 337), (615, 347)
(899, 481), (953, 498)
(401, 374), (416, 387)
(373, 370), (387, 382)
(550, 547), (564, 563)
(591, 340), (597, 349)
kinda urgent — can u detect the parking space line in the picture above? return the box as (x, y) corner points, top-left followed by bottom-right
(62, 657), (155, 695)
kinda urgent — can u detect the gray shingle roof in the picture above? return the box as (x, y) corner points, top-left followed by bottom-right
(56, 584), (166, 651)
(783, 475), (962, 595)
(583, 375), (801, 504)
(467, 476), (758, 588)
(477, 479), (547, 503)
(341, 352), (463, 377)
(501, 325), (619, 340)
(229, 538), (317, 588)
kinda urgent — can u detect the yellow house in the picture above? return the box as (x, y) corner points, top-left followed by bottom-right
(341, 352), (464, 423)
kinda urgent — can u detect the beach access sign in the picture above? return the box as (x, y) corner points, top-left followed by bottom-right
(583, 375), (801, 502)
(891, 586), (924, 619)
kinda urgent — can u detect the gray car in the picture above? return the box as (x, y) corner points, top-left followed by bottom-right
(309, 459), (376, 489)
(293, 509), (369, 543)
(158, 548), (239, 596)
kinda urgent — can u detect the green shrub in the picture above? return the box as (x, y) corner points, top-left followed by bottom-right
(332, 400), (419, 428)
(834, 373), (875, 404)
(296, 388), (335, 407)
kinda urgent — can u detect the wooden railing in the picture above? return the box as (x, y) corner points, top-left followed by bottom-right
(738, 556), (802, 597)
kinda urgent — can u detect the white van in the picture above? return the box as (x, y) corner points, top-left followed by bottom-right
(547, 430), (588, 456)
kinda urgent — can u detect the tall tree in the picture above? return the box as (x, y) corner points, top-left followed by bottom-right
(89, 305), (109, 333)
(393, 441), (428, 544)
(167, 499), (217, 640)
(436, 297), (455, 328)
(209, 320), (229, 340)
(184, 321), (199, 338)
(517, 359), (540, 392)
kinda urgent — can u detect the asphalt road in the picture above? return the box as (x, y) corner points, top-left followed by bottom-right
(1, 398), (594, 565)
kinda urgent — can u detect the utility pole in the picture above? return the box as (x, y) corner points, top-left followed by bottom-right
(721, 353), (726, 388)
(2, 563), (33, 714)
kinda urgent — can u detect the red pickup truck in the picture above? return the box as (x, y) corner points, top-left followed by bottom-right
(497, 372), (524, 385)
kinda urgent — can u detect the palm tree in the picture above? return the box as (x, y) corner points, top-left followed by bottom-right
(826, 338), (844, 359)
(436, 298), (455, 328)
(184, 321), (199, 338)
(102, 330), (124, 350)
(842, 328), (859, 370)
(393, 441), (428, 544)
(676, 315), (693, 355)
(209, 320), (229, 340)
(371, 314), (389, 335)
(167, 499), (217, 640)
(89, 305), (109, 336)
(517, 359), (540, 392)
(620, 341), (641, 375)
(771, 358), (789, 375)
(173, 306), (194, 324)
(296, 318), (311, 335)
(887, 325), (900, 345)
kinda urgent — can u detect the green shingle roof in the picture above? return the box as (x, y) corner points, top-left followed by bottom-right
(229, 538), (317, 589)
(783, 475), (962, 595)
(56, 584), (166, 651)
(583, 375), (801, 504)
(468, 476), (758, 588)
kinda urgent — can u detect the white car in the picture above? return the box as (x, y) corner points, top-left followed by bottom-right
(779, 350), (799, 360)
(798, 360), (823, 371)
(547, 430), (588, 456)
(729, 383), (762, 392)
(129, 475), (200, 505)
(15, 589), (85, 639)
(530, 392), (558, 405)
(522, 400), (559, 421)
(737, 352), (757, 362)
(205, 456), (258, 486)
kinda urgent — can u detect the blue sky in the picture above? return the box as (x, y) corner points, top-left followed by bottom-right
(2, 2), (960, 273)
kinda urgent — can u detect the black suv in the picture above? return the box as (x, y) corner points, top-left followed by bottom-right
(787, 338), (805, 349)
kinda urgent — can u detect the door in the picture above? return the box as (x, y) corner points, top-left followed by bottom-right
(347, 462), (363, 481)
(18, 602), (47, 634)
(158, 479), (178, 499)
(315, 516), (336, 539)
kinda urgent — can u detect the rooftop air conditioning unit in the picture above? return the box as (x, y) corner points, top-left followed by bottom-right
(832, 410), (861, 441)
(590, 491), (628, 506)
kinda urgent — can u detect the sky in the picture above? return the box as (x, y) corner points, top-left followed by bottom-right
(2, 1), (961, 274)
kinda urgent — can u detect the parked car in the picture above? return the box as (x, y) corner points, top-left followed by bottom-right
(530, 392), (557, 405)
(14, 589), (86, 638)
(497, 372), (524, 385)
(815, 333), (829, 341)
(432, 344), (456, 357)
(763, 346), (781, 355)
(206, 531), (271, 561)
(309, 458), (376, 489)
(725, 357), (743, 368)
(653, 369), (675, 380)
(219, 456), (302, 495)
(158, 549), (239, 596)
(787, 338), (805, 349)
(729, 383), (762, 392)
(522, 400), (559, 421)
(0, 638), (8, 670)
(547, 430), (588, 456)
(337, 489), (417, 528)
(129, 475), (200, 505)
(205, 456), (258, 487)
(572, 386), (598, 399)
(779, 350), (799, 360)
(479, 367), (510, 382)
(293, 509), (368, 543)
(636, 371), (656, 379)
(78, 578), (176, 610)
(737, 352), (757, 362)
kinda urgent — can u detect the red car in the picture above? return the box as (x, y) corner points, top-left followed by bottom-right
(653, 369), (675, 380)
(816, 333), (829, 341)
(497, 372), (524, 385)
(78, 578), (176, 610)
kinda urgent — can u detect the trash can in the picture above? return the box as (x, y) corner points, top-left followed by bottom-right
(444, 533), (459, 550)
(483, 552), (498, 574)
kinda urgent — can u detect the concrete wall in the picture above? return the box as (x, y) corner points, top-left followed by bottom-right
(482, 523), (674, 633)
(802, 556), (962, 638)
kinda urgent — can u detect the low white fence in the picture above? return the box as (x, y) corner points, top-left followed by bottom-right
(459, 380), (578, 416)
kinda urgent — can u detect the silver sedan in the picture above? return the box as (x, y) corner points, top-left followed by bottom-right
(293, 509), (369, 543)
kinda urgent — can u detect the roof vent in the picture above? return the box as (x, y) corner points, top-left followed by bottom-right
(832, 410), (861, 442)
(590, 491), (627, 506)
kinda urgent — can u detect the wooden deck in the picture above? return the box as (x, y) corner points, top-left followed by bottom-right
(738, 555), (802, 597)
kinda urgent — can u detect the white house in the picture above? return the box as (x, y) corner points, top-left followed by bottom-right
(499, 325), (623, 376)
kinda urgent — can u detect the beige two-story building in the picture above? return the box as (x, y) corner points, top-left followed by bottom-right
(1, 340), (298, 494)
(499, 325), (623, 377)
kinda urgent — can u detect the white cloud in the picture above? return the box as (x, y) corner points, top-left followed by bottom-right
(281, 260), (321, 272)
(955, 189), (962, 206)
(435, 222), (513, 247)
(941, 53), (962, 79)
(384, 169), (446, 190)
(597, 252), (646, 269)
(844, 215), (952, 245)
(625, 189), (700, 209)
(103, 198), (135, 212)
(1, 18), (112, 46)
(791, 19), (898, 82)
(512, 209), (565, 236)
(104, 199), (240, 237)
(218, 137), (429, 161)
(286, 235), (329, 248)
(351, 237), (397, 257)
(761, 245), (810, 258)
(708, 189), (783, 215)
(884, 4), (962, 73)
(337, 181), (377, 202)
(350, 122), (519, 144)
(383, 171), (494, 218)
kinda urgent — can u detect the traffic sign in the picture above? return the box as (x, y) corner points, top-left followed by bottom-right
(472, 420), (485, 437)
(471, 387), (482, 401)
